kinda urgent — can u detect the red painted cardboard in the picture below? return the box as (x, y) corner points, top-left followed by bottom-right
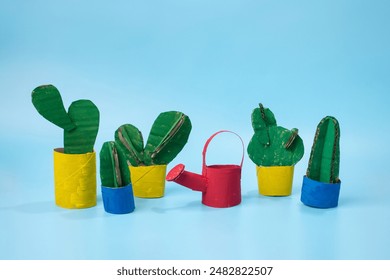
(166, 130), (244, 208)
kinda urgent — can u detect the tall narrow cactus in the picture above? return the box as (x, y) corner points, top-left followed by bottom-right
(306, 116), (340, 183)
(115, 111), (192, 166)
(32, 84), (99, 154)
(247, 103), (304, 166)
(100, 141), (131, 188)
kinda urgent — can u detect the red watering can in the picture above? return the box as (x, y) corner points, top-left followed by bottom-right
(166, 130), (244, 208)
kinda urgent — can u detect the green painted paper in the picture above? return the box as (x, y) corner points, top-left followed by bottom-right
(115, 124), (145, 166)
(144, 111), (192, 165)
(99, 141), (131, 188)
(31, 85), (76, 132)
(248, 126), (304, 166)
(247, 103), (304, 166)
(65, 100), (99, 154)
(100, 141), (118, 188)
(32, 84), (100, 154)
(113, 111), (192, 167)
(307, 116), (340, 183)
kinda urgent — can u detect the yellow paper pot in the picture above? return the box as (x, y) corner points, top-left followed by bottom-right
(256, 165), (294, 196)
(130, 165), (167, 198)
(53, 148), (97, 209)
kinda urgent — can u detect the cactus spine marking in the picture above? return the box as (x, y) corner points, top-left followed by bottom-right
(32, 84), (99, 154)
(247, 103), (304, 166)
(115, 124), (144, 166)
(306, 116), (340, 183)
(99, 141), (131, 188)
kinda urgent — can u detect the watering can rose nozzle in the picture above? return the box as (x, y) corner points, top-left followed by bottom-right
(166, 164), (207, 192)
(166, 163), (185, 181)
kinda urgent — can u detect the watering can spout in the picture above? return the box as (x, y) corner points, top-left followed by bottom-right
(166, 164), (207, 192)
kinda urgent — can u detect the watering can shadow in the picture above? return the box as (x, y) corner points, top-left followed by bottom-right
(166, 130), (244, 208)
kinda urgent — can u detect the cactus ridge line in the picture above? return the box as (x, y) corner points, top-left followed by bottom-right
(151, 113), (186, 159)
(117, 127), (143, 166)
(112, 145), (123, 187)
(144, 111), (192, 166)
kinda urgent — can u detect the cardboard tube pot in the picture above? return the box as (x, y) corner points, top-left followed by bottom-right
(256, 165), (294, 196)
(101, 184), (135, 214)
(130, 165), (167, 198)
(53, 148), (96, 209)
(300, 176), (341, 208)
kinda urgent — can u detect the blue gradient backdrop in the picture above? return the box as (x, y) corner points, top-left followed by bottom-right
(1, 0), (390, 259)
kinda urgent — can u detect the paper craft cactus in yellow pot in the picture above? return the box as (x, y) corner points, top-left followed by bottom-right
(32, 85), (99, 208)
(247, 103), (304, 196)
(115, 112), (192, 198)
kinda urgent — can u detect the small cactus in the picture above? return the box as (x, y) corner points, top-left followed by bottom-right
(306, 116), (340, 183)
(32, 84), (99, 154)
(115, 111), (192, 166)
(247, 103), (304, 166)
(99, 141), (131, 188)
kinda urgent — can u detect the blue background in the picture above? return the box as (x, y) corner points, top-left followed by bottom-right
(1, 0), (389, 259)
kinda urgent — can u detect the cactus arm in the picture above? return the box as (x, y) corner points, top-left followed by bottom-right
(99, 141), (120, 188)
(65, 100), (100, 154)
(251, 103), (277, 145)
(117, 143), (131, 186)
(251, 108), (270, 145)
(31, 84), (76, 131)
(144, 111), (192, 165)
(247, 136), (268, 166)
(150, 113), (186, 159)
(285, 130), (305, 165)
(283, 128), (299, 149)
(307, 116), (340, 183)
(270, 127), (304, 166)
(254, 103), (277, 128)
(115, 124), (145, 167)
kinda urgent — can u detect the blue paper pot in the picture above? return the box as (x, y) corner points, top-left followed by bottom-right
(101, 184), (135, 214)
(301, 176), (341, 208)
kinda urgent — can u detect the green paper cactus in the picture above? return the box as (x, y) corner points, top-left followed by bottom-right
(115, 111), (192, 166)
(32, 84), (99, 154)
(247, 103), (304, 166)
(306, 116), (340, 183)
(99, 141), (131, 188)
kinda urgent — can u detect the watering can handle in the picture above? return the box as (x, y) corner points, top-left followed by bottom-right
(202, 130), (245, 168)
